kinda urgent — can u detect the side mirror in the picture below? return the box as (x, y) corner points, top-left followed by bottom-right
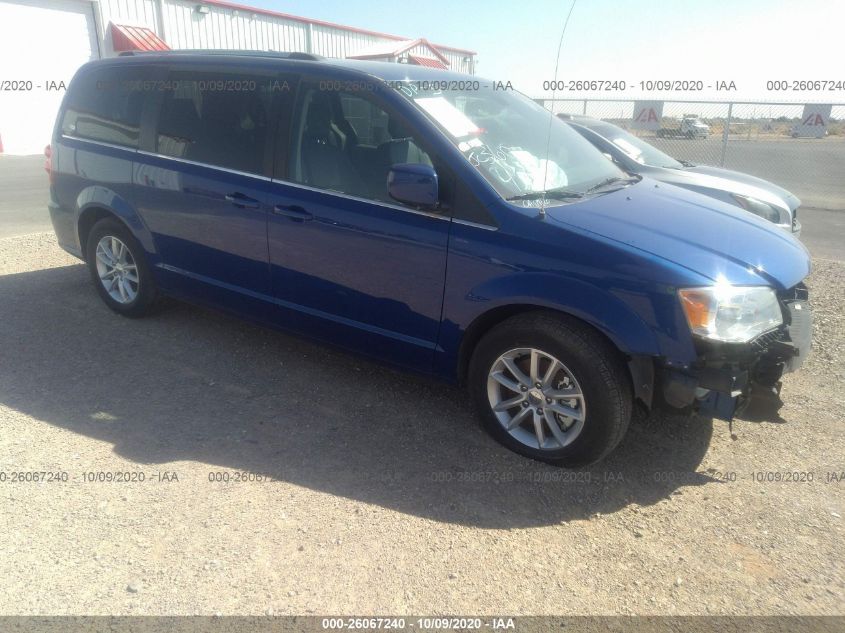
(387, 163), (439, 209)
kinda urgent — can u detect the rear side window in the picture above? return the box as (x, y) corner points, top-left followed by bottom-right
(155, 70), (273, 175)
(61, 66), (148, 148)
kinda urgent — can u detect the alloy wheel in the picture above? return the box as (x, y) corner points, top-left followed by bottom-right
(94, 236), (139, 304)
(486, 347), (586, 450)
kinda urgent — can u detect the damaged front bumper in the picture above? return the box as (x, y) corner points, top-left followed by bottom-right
(660, 285), (812, 421)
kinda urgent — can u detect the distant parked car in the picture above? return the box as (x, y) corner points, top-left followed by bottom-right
(560, 114), (800, 235)
(656, 114), (710, 139)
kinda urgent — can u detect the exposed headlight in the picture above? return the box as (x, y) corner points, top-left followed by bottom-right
(679, 285), (783, 343)
(731, 194), (785, 224)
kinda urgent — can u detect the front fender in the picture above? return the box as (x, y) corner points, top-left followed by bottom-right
(435, 266), (700, 383)
(76, 185), (156, 256)
(467, 271), (661, 356)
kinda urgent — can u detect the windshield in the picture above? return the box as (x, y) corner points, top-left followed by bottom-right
(394, 82), (625, 205)
(589, 121), (683, 169)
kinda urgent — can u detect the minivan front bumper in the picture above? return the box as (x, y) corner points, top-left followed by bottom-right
(660, 287), (812, 421)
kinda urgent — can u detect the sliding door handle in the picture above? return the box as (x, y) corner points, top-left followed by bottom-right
(273, 204), (313, 221)
(225, 192), (261, 209)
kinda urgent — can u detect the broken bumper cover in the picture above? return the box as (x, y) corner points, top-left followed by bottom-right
(661, 291), (812, 421)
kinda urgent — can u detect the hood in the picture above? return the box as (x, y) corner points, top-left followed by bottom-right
(682, 164), (800, 211)
(544, 178), (810, 290)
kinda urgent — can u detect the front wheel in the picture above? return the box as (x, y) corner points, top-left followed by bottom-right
(469, 312), (632, 467)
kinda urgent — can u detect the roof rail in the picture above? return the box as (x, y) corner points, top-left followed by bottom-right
(117, 49), (324, 61)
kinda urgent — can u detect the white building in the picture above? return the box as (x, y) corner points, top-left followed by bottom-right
(0, 0), (476, 154)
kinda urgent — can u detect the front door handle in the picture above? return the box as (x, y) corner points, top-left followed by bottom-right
(225, 192), (261, 209)
(273, 204), (313, 221)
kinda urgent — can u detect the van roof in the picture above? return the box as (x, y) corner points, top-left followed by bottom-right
(92, 50), (477, 84)
(117, 49), (325, 61)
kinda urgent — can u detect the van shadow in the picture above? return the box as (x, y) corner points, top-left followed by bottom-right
(0, 264), (720, 528)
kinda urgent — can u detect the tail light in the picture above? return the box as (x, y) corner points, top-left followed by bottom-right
(44, 144), (54, 184)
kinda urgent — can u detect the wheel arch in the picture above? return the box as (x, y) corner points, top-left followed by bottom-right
(458, 304), (545, 383)
(456, 304), (656, 409)
(78, 207), (121, 260)
(75, 187), (156, 259)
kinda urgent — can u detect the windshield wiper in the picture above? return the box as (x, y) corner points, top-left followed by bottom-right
(584, 175), (640, 195)
(505, 187), (584, 202)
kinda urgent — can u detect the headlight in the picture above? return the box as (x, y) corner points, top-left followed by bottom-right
(731, 194), (785, 224)
(679, 285), (783, 343)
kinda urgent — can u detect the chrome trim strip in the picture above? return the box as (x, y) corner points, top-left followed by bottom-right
(452, 218), (498, 231)
(72, 138), (467, 224)
(61, 134), (139, 153)
(139, 149), (445, 215)
(269, 178), (450, 221)
(135, 150), (273, 181)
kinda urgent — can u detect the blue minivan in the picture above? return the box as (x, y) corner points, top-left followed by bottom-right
(47, 51), (812, 466)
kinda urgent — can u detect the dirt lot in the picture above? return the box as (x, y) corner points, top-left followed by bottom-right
(0, 233), (843, 616)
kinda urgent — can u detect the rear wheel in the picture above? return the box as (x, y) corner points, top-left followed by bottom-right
(85, 218), (157, 317)
(469, 312), (632, 466)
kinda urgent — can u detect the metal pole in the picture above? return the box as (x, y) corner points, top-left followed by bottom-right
(582, 99), (587, 115)
(89, 0), (105, 58)
(720, 102), (732, 167)
(156, 0), (168, 46)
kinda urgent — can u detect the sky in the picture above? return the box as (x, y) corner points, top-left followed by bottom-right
(245, 0), (844, 102)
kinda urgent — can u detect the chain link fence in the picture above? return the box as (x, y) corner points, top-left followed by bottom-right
(537, 99), (845, 210)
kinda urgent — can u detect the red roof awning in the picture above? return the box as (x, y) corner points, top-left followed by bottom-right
(110, 23), (170, 52)
(408, 55), (448, 70)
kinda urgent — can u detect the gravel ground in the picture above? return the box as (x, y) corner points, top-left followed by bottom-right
(0, 233), (842, 616)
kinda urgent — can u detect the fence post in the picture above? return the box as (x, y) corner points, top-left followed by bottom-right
(582, 99), (587, 115)
(306, 22), (314, 53)
(720, 103), (732, 167)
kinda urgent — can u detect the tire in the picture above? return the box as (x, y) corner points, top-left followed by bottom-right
(85, 217), (158, 317)
(468, 312), (632, 467)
